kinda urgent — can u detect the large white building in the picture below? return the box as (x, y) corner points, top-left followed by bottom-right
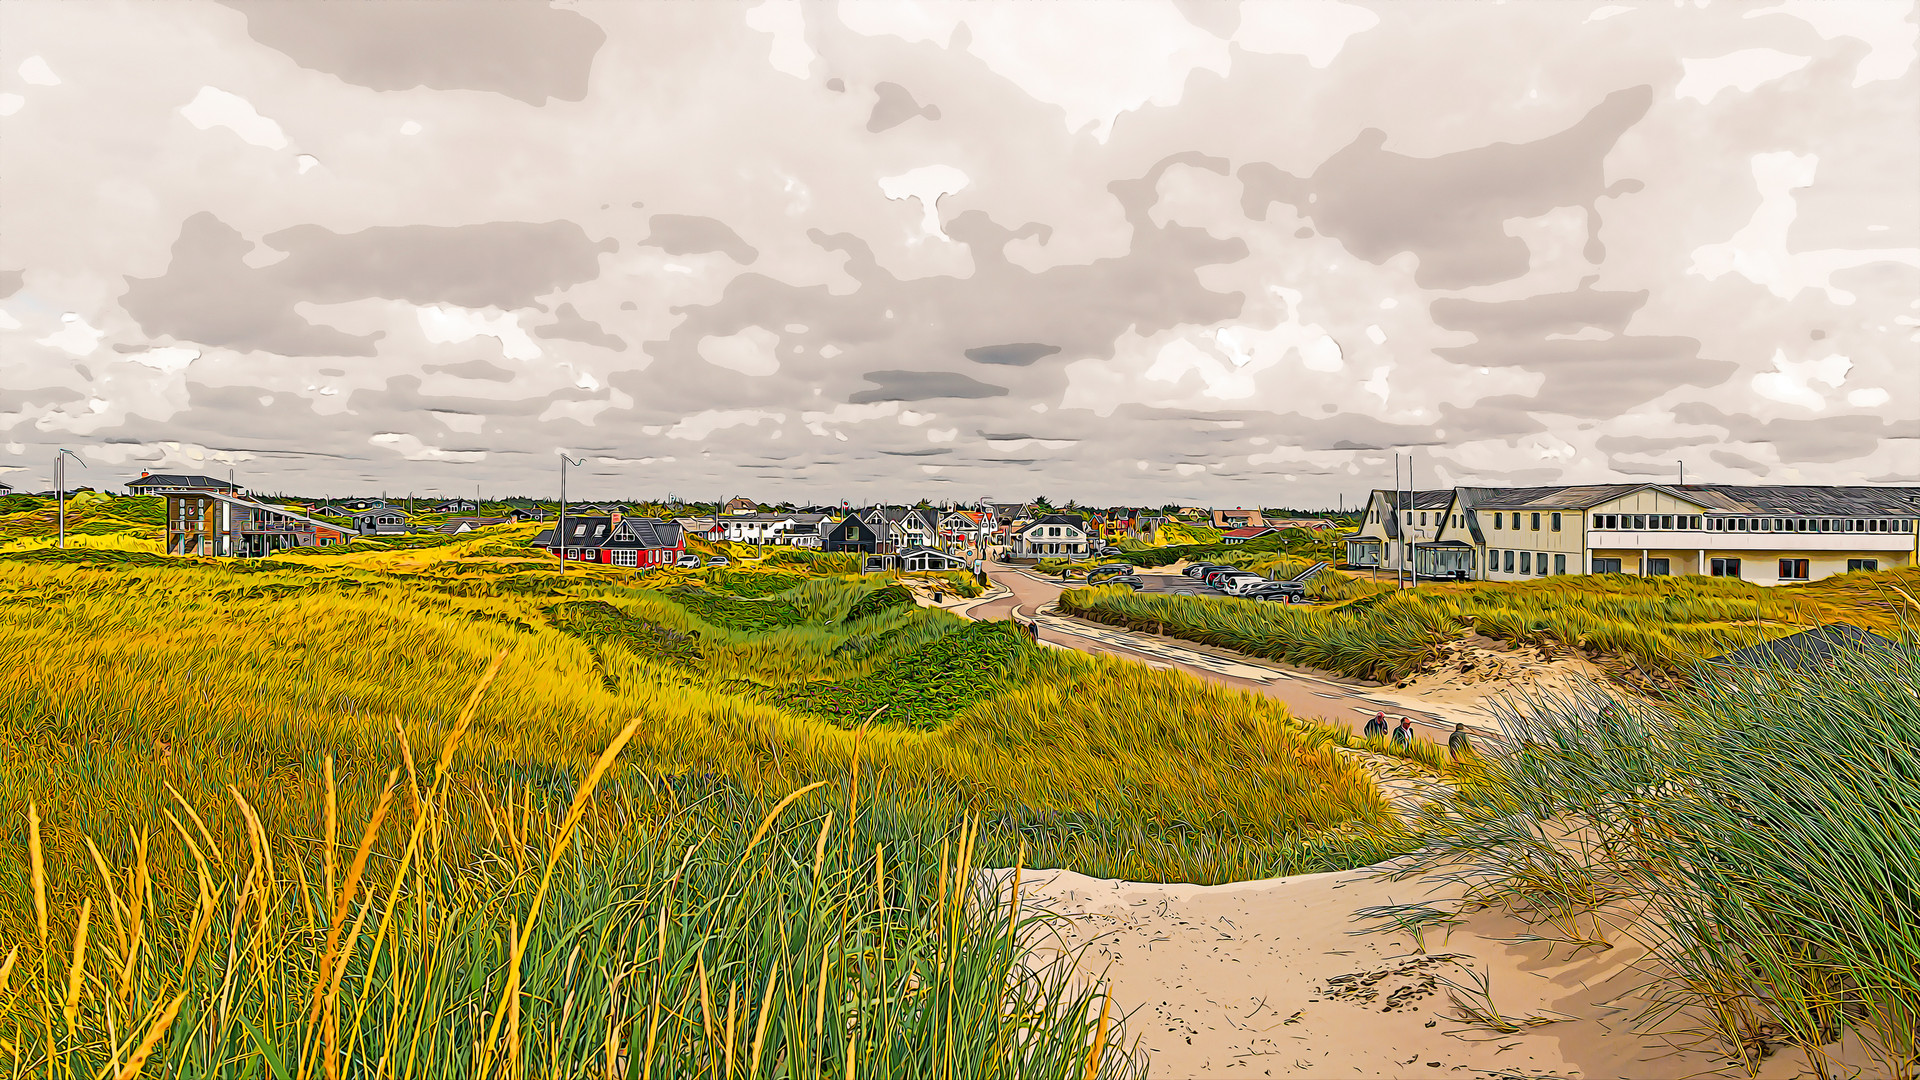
(1346, 483), (1919, 585)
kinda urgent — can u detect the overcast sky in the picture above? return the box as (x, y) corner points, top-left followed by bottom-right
(2, 0), (1916, 505)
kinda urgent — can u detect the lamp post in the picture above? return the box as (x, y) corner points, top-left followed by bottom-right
(55, 448), (85, 548)
(557, 451), (584, 572)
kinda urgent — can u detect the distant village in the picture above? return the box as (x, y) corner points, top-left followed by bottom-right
(6, 469), (1914, 587)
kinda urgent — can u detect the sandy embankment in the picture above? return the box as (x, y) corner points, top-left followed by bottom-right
(996, 863), (1886, 1079)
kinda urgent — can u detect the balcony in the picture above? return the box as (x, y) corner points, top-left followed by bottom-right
(1588, 529), (1912, 552)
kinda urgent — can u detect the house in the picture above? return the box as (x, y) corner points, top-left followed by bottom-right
(1271, 518), (1337, 531)
(899, 546), (973, 573)
(940, 509), (988, 550)
(127, 472), (242, 496)
(1128, 514), (1168, 543)
(823, 511), (895, 561)
(781, 513), (831, 549)
(430, 498), (480, 514)
(530, 512), (685, 568)
(674, 516), (728, 544)
(1010, 513), (1090, 559)
(717, 512), (803, 544)
(724, 496), (758, 515)
(350, 507), (413, 536)
(0, 480), (12, 497)
(1212, 507), (1268, 530)
(162, 490), (350, 556)
(1706, 624), (1898, 673)
(1344, 483), (1920, 584)
(1221, 526), (1280, 544)
(437, 516), (510, 535)
(504, 506), (546, 521)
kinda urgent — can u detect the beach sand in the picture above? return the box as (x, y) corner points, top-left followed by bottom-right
(997, 864), (1888, 1079)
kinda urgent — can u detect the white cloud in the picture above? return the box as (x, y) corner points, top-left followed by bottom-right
(400, 120), (422, 136)
(37, 313), (104, 356)
(430, 410), (483, 434)
(697, 326), (782, 375)
(1174, 463), (1206, 476)
(1584, 5), (1635, 22)
(179, 87), (289, 150)
(1675, 49), (1810, 104)
(1846, 387), (1890, 408)
(18, 57), (60, 86)
(1361, 365), (1391, 404)
(801, 400), (898, 436)
(745, 0), (816, 79)
(927, 427), (957, 443)
(369, 433), (485, 462)
(955, 1), (1229, 142)
(0, 94), (23, 117)
(1751, 349), (1851, 410)
(416, 304), (541, 361)
(0, 309), (18, 330)
(663, 408), (785, 441)
(836, 0), (964, 45)
(1364, 324), (1387, 345)
(1234, 2), (1380, 68)
(121, 346), (200, 373)
(879, 165), (970, 240)
(897, 409), (932, 426)
(1747, 0), (1918, 86)
(296, 154), (319, 174)
(1688, 153), (1920, 304)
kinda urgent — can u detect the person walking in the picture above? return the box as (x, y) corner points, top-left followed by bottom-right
(1449, 723), (1473, 761)
(1392, 717), (1414, 749)
(1363, 712), (1389, 741)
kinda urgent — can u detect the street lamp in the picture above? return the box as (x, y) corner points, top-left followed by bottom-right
(55, 448), (85, 549)
(557, 451), (584, 572)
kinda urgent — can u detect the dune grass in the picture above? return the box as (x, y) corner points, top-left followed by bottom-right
(1382, 641), (1920, 1078)
(1059, 569), (1919, 683)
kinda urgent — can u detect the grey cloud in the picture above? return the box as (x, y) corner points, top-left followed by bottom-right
(534, 303), (627, 351)
(1711, 449), (1769, 474)
(1240, 86), (1652, 288)
(1430, 282), (1732, 417)
(0, 270), (21, 298)
(219, 0), (606, 105)
(1596, 433), (1718, 455)
(965, 343), (1061, 366)
(868, 82), (941, 132)
(1673, 403), (1919, 464)
(878, 448), (951, 456)
(642, 215), (758, 265)
(121, 214), (613, 356)
(423, 358), (515, 382)
(848, 370), (1010, 404)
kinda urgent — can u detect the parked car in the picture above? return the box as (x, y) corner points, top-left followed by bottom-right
(1220, 575), (1272, 596)
(676, 553), (701, 568)
(1184, 563), (1231, 579)
(1243, 581), (1306, 602)
(705, 555), (730, 567)
(1110, 574), (1146, 591)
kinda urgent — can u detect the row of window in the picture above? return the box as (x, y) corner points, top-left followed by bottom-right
(1593, 514), (1703, 530)
(1491, 550), (1565, 576)
(1707, 516), (1910, 534)
(1490, 512), (1562, 532)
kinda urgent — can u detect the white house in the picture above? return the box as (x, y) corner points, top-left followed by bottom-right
(1010, 513), (1090, 558)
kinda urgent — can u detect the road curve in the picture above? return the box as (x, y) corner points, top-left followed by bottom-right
(966, 560), (1467, 739)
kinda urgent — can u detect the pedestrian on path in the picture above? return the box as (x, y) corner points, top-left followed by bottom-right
(1364, 712), (1389, 741)
(1392, 717), (1414, 749)
(1449, 723), (1473, 761)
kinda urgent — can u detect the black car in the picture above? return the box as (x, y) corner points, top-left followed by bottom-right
(1109, 574), (1146, 591)
(1184, 562), (1232, 579)
(1243, 581), (1307, 602)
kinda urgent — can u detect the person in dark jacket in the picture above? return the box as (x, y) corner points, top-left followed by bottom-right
(1392, 717), (1414, 748)
(1449, 723), (1473, 760)
(1363, 712), (1389, 740)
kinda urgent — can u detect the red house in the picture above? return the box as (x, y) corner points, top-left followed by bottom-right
(530, 513), (685, 568)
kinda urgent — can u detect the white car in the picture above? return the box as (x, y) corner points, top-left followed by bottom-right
(706, 555), (730, 567)
(1218, 574), (1267, 596)
(675, 553), (701, 568)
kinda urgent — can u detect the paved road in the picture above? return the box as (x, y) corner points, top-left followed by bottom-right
(967, 560), (1466, 739)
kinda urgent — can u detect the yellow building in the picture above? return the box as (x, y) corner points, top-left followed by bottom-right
(1345, 483), (1918, 585)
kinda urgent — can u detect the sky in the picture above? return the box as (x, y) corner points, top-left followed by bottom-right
(2, 0), (1916, 506)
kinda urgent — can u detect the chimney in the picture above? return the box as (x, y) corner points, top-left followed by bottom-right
(610, 509), (622, 527)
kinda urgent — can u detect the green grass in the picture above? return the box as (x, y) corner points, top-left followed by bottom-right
(761, 621), (1030, 729)
(1389, 641), (1920, 1077)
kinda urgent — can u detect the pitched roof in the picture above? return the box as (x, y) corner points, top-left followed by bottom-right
(533, 516), (683, 549)
(127, 473), (239, 492)
(1460, 483), (1920, 515)
(1375, 488), (1455, 510)
(1223, 526), (1278, 538)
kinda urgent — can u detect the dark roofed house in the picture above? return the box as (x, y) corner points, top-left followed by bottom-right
(350, 507), (412, 536)
(531, 512), (685, 568)
(438, 516), (510, 535)
(1221, 526), (1280, 544)
(127, 472), (242, 496)
(162, 491), (350, 556)
(430, 498), (480, 514)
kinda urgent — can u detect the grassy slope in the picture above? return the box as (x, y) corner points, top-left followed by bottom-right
(1061, 568), (1918, 683)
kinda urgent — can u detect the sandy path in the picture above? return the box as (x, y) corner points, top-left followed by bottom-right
(1001, 865), (1875, 1079)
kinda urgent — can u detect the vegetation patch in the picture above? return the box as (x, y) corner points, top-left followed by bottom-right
(843, 582), (913, 622)
(665, 585), (807, 632)
(763, 620), (1029, 729)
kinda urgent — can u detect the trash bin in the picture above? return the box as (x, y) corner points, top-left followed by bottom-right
(932, 591), (943, 603)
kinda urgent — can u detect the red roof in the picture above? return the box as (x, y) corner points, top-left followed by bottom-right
(1223, 526), (1277, 538)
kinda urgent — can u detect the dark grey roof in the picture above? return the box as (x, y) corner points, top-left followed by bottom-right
(532, 515), (681, 549)
(1461, 483), (1920, 515)
(1706, 624), (1900, 672)
(1374, 488), (1454, 510)
(127, 473), (238, 491)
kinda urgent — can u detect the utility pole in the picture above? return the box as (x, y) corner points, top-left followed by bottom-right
(55, 448), (86, 548)
(557, 451), (583, 572)
(1678, 460), (1685, 486)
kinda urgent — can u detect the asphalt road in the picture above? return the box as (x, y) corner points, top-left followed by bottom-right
(968, 561), (1462, 738)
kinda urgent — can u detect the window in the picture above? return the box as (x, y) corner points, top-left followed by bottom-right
(612, 549), (638, 567)
(1519, 551), (1531, 574)
(1646, 558), (1670, 576)
(1531, 512), (1541, 531)
(1494, 513), (1503, 529)
(1554, 553), (1566, 574)
(1711, 558), (1742, 578)
(1593, 558), (1622, 574)
(1778, 558), (1810, 581)
(1634, 514), (1647, 530)
(1503, 550), (1515, 573)
(1537, 553), (1547, 576)
(1551, 512), (1561, 531)
(1848, 559), (1879, 572)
